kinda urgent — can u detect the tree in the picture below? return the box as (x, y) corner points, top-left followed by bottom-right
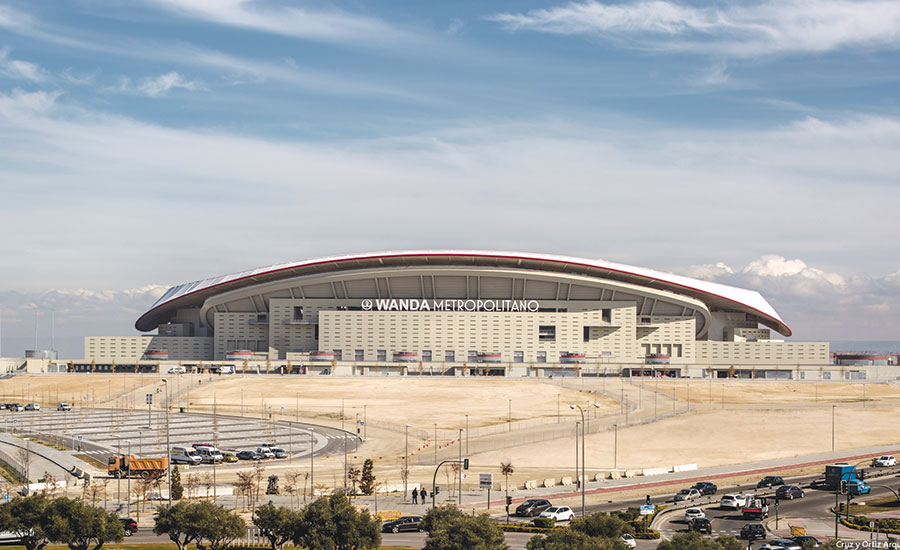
(570, 513), (628, 539)
(347, 464), (361, 497)
(43, 497), (124, 550)
(360, 459), (375, 496)
(421, 506), (508, 550)
(252, 503), (296, 550)
(293, 493), (381, 550)
(657, 532), (740, 550)
(500, 461), (514, 515)
(155, 501), (244, 550)
(526, 529), (625, 550)
(153, 502), (199, 550)
(0, 494), (51, 550)
(170, 466), (184, 501)
(192, 501), (245, 550)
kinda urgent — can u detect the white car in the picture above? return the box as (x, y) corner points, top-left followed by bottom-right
(539, 506), (575, 522)
(684, 507), (705, 522)
(673, 488), (701, 502)
(620, 534), (637, 548)
(720, 493), (747, 509)
(256, 447), (276, 459)
(167, 366), (186, 374)
(760, 539), (802, 550)
(873, 455), (897, 467)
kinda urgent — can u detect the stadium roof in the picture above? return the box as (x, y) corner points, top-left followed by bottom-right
(136, 250), (791, 336)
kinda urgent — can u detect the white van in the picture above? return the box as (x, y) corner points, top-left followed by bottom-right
(193, 445), (224, 464)
(214, 365), (235, 375)
(171, 446), (201, 465)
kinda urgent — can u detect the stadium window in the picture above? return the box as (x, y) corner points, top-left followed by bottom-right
(583, 326), (590, 342)
(293, 306), (304, 321)
(445, 350), (455, 362)
(422, 350), (432, 362)
(377, 349), (386, 361)
(539, 325), (556, 342)
(355, 349), (364, 361)
(536, 351), (547, 363)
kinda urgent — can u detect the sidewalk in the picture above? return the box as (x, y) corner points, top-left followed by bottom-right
(0, 433), (103, 483)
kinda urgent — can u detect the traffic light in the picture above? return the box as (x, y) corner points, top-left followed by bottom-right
(506, 496), (512, 506)
(463, 458), (469, 470)
(840, 480), (849, 495)
(646, 495), (651, 505)
(435, 486), (440, 495)
(774, 497), (779, 507)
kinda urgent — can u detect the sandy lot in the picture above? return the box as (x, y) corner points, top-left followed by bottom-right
(653, 379), (900, 406)
(0, 374), (159, 406)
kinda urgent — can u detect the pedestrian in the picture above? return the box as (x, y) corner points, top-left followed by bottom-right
(412, 488), (418, 504)
(420, 487), (427, 503)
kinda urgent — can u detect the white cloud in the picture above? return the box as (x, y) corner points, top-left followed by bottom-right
(143, 0), (414, 45)
(136, 71), (204, 97)
(489, 0), (900, 57)
(0, 48), (48, 82)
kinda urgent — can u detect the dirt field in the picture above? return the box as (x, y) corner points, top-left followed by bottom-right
(654, 379), (900, 406)
(0, 374), (159, 407)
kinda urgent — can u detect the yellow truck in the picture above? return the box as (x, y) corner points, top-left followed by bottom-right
(108, 455), (168, 479)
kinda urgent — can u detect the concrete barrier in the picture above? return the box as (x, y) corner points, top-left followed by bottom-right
(525, 480), (537, 490)
(542, 478), (555, 488)
(561, 476), (573, 486)
(673, 463), (698, 473)
(641, 467), (670, 477)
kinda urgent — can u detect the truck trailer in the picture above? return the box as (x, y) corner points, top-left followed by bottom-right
(108, 455), (168, 479)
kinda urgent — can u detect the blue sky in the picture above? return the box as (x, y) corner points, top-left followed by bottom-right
(1, 0), (899, 357)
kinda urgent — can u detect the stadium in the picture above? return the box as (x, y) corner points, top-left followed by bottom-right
(75, 250), (834, 379)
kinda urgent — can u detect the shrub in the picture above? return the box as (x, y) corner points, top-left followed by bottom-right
(532, 518), (556, 529)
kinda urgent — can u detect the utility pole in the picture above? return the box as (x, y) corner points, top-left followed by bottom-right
(458, 428), (463, 504)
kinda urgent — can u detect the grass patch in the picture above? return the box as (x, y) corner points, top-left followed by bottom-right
(849, 494), (900, 515)
(0, 457), (27, 483)
(75, 453), (108, 470)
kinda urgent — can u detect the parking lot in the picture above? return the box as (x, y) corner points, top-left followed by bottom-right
(1, 407), (357, 467)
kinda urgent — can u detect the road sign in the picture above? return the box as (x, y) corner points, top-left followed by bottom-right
(479, 473), (494, 489)
(12, 420), (17, 424)
(639, 505), (655, 515)
(146, 394), (153, 404)
(3, 494), (9, 501)
(77, 435), (83, 441)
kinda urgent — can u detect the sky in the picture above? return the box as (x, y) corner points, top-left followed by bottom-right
(0, 0), (899, 358)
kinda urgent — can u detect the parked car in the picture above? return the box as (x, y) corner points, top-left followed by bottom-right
(119, 518), (138, 537)
(757, 476), (784, 488)
(381, 516), (422, 533)
(683, 507), (705, 522)
(690, 517), (712, 534)
(539, 506), (575, 522)
(791, 535), (821, 547)
(221, 450), (239, 463)
(873, 455), (897, 467)
(167, 366), (186, 374)
(56, 402), (72, 411)
(760, 539), (801, 550)
(256, 447), (276, 459)
(673, 488), (701, 502)
(236, 450), (261, 461)
(11, 404), (23, 412)
(720, 494), (747, 510)
(515, 499), (552, 517)
(775, 485), (804, 500)
(620, 534), (637, 548)
(740, 523), (767, 540)
(270, 447), (288, 459)
(692, 481), (718, 495)
(24, 403), (40, 411)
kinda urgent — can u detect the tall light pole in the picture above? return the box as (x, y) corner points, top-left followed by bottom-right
(114, 435), (122, 506)
(613, 424), (618, 469)
(212, 431), (219, 503)
(570, 403), (602, 518)
(465, 415), (469, 455)
(162, 378), (172, 507)
(310, 427), (315, 497)
(434, 423), (438, 465)
(126, 439), (131, 516)
(458, 427), (463, 505)
(404, 424), (410, 501)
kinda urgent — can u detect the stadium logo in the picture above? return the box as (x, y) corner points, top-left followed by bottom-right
(360, 299), (539, 312)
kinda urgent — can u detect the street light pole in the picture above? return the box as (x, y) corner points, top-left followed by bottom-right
(614, 423), (618, 470)
(126, 440), (131, 516)
(434, 423), (437, 465)
(832, 405), (836, 452)
(404, 424), (409, 501)
(458, 428), (463, 505)
(570, 403), (602, 518)
(310, 427), (315, 498)
(465, 415), (469, 455)
(162, 378), (172, 507)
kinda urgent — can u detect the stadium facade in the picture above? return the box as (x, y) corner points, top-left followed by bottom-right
(75, 251), (839, 379)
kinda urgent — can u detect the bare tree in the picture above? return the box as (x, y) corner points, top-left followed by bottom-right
(283, 471), (301, 510)
(302, 472), (310, 502)
(252, 462), (265, 508)
(201, 472), (214, 500)
(185, 473), (200, 500)
(40, 472), (57, 497)
(16, 447), (32, 482)
(234, 471), (255, 510)
(448, 463), (460, 499)
(346, 464), (361, 498)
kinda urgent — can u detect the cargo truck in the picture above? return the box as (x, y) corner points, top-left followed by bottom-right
(108, 455), (168, 479)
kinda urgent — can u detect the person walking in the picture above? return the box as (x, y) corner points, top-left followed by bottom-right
(412, 488), (418, 504)
(420, 487), (427, 504)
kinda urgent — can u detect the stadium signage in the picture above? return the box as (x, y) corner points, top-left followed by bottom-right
(361, 298), (540, 312)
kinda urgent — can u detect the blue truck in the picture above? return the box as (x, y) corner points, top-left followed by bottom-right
(824, 463), (871, 495)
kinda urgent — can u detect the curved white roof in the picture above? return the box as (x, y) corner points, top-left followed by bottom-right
(137, 250), (790, 336)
